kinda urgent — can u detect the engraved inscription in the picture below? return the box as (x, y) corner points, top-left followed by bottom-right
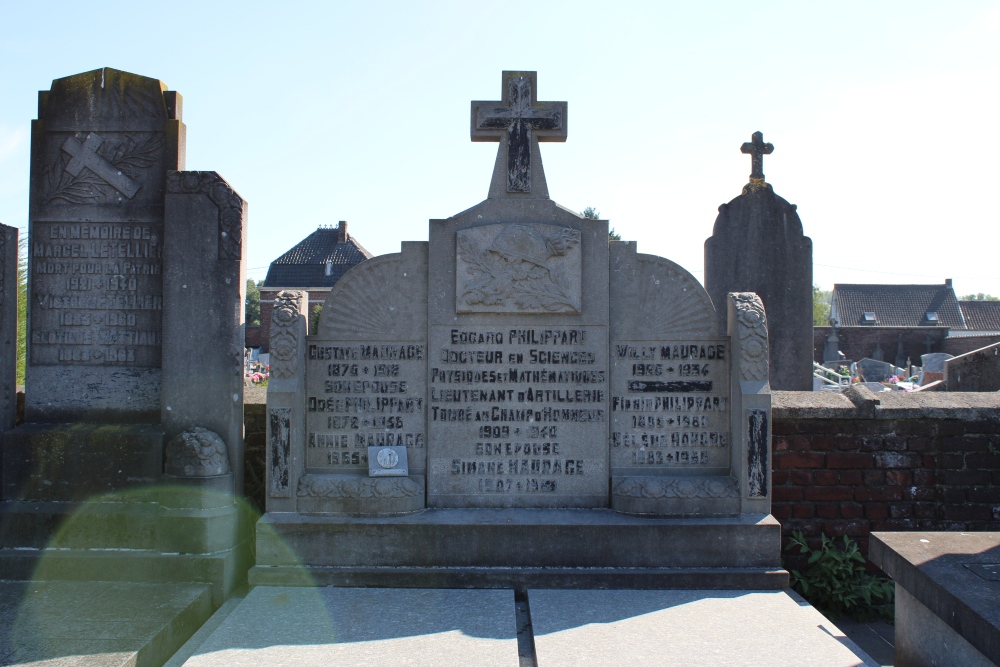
(30, 222), (163, 366)
(428, 325), (608, 503)
(610, 341), (731, 472)
(456, 223), (581, 314)
(305, 343), (426, 472)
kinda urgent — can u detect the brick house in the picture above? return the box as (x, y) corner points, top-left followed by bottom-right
(815, 280), (1000, 365)
(246, 221), (372, 355)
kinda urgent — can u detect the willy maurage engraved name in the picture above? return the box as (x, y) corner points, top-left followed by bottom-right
(429, 325), (608, 501)
(305, 342), (426, 472)
(610, 340), (731, 474)
(30, 222), (163, 366)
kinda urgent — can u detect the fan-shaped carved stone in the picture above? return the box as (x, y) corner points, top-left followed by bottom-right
(317, 243), (427, 341)
(610, 242), (716, 340)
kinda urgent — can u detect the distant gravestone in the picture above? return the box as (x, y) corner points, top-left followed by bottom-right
(944, 343), (1000, 392)
(256, 71), (779, 587)
(857, 357), (892, 383)
(920, 352), (953, 385)
(0, 224), (17, 433)
(704, 132), (813, 391)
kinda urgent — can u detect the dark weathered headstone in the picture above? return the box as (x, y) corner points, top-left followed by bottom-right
(0, 224), (18, 433)
(704, 132), (813, 390)
(25, 68), (184, 422)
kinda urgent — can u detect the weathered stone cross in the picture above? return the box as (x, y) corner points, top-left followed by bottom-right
(740, 131), (773, 181)
(471, 72), (567, 193)
(61, 132), (140, 198)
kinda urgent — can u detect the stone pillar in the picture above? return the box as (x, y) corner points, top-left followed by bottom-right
(265, 290), (307, 512)
(162, 171), (247, 492)
(728, 292), (772, 516)
(0, 224), (17, 433)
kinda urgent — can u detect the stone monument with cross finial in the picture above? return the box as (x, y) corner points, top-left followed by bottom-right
(255, 70), (780, 588)
(705, 131), (814, 390)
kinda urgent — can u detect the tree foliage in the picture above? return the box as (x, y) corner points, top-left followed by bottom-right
(245, 279), (262, 325)
(961, 293), (999, 301)
(813, 286), (832, 326)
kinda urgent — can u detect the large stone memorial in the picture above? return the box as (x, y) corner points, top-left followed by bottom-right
(255, 72), (782, 588)
(0, 68), (249, 604)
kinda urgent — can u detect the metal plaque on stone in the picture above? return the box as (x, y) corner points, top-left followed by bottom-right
(369, 445), (409, 477)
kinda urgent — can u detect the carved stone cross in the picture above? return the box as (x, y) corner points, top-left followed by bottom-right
(740, 131), (773, 181)
(61, 132), (140, 198)
(471, 72), (567, 193)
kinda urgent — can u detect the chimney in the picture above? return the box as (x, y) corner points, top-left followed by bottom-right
(945, 278), (952, 288)
(338, 221), (348, 243)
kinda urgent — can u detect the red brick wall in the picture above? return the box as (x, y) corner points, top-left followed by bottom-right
(772, 401), (1000, 569)
(941, 334), (1000, 357)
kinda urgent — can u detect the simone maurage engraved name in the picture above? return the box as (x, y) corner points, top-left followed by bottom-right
(610, 341), (731, 471)
(429, 326), (608, 500)
(305, 343), (426, 471)
(31, 222), (163, 366)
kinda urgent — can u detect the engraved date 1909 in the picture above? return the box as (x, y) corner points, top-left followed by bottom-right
(479, 478), (557, 493)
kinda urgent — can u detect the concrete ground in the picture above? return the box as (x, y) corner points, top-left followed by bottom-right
(0, 580), (212, 667)
(0, 581), (894, 667)
(170, 586), (886, 667)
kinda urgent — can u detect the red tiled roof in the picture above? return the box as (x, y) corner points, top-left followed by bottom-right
(832, 283), (965, 328)
(960, 301), (1000, 330)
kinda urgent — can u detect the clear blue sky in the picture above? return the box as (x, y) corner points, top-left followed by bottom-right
(2, 1), (998, 296)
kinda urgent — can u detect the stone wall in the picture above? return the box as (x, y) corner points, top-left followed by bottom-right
(941, 334), (1000, 357)
(772, 389), (1000, 570)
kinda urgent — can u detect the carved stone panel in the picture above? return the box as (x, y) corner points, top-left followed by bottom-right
(456, 223), (581, 314)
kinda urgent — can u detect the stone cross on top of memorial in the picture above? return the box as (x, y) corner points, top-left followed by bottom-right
(704, 131), (814, 391)
(471, 71), (567, 199)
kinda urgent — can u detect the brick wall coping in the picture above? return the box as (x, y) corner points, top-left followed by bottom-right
(773, 388), (1000, 421)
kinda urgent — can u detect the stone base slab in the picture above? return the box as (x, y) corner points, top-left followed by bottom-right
(1, 423), (163, 502)
(252, 509), (784, 588)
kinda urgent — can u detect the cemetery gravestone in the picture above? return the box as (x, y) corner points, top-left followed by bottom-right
(1, 68), (249, 604)
(0, 224), (17, 434)
(256, 71), (781, 588)
(704, 132), (813, 391)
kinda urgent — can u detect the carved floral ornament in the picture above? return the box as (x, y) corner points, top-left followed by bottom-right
(269, 291), (303, 379)
(164, 427), (230, 477)
(297, 474), (421, 499)
(733, 292), (769, 382)
(458, 224), (581, 313)
(613, 476), (738, 499)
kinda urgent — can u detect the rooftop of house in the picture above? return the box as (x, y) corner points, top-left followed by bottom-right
(263, 221), (373, 288)
(959, 300), (1000, 331)
(831, 280), (966, 329)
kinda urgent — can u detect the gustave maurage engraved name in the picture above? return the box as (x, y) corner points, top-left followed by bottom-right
(429, 326), (608, 497)
(31, 222), (163, 366)
(610, 341), (731, 472)
(305, 343), (426, 471)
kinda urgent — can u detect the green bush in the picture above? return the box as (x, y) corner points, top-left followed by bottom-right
(785, 530), (894, 621)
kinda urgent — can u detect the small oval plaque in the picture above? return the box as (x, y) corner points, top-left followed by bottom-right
(377, 448), (399, 469)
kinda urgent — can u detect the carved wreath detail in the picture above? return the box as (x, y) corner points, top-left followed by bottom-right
(733, 292), (769, 382)
(269, 291), (303, 379)
(458, 225), (581, 312)
(612, 476), (738, 499)
(297, 474), (421, 499)
(42, 133), (163, 205)
(164, 427), (230, 477)
(166, 172), (244, 260)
